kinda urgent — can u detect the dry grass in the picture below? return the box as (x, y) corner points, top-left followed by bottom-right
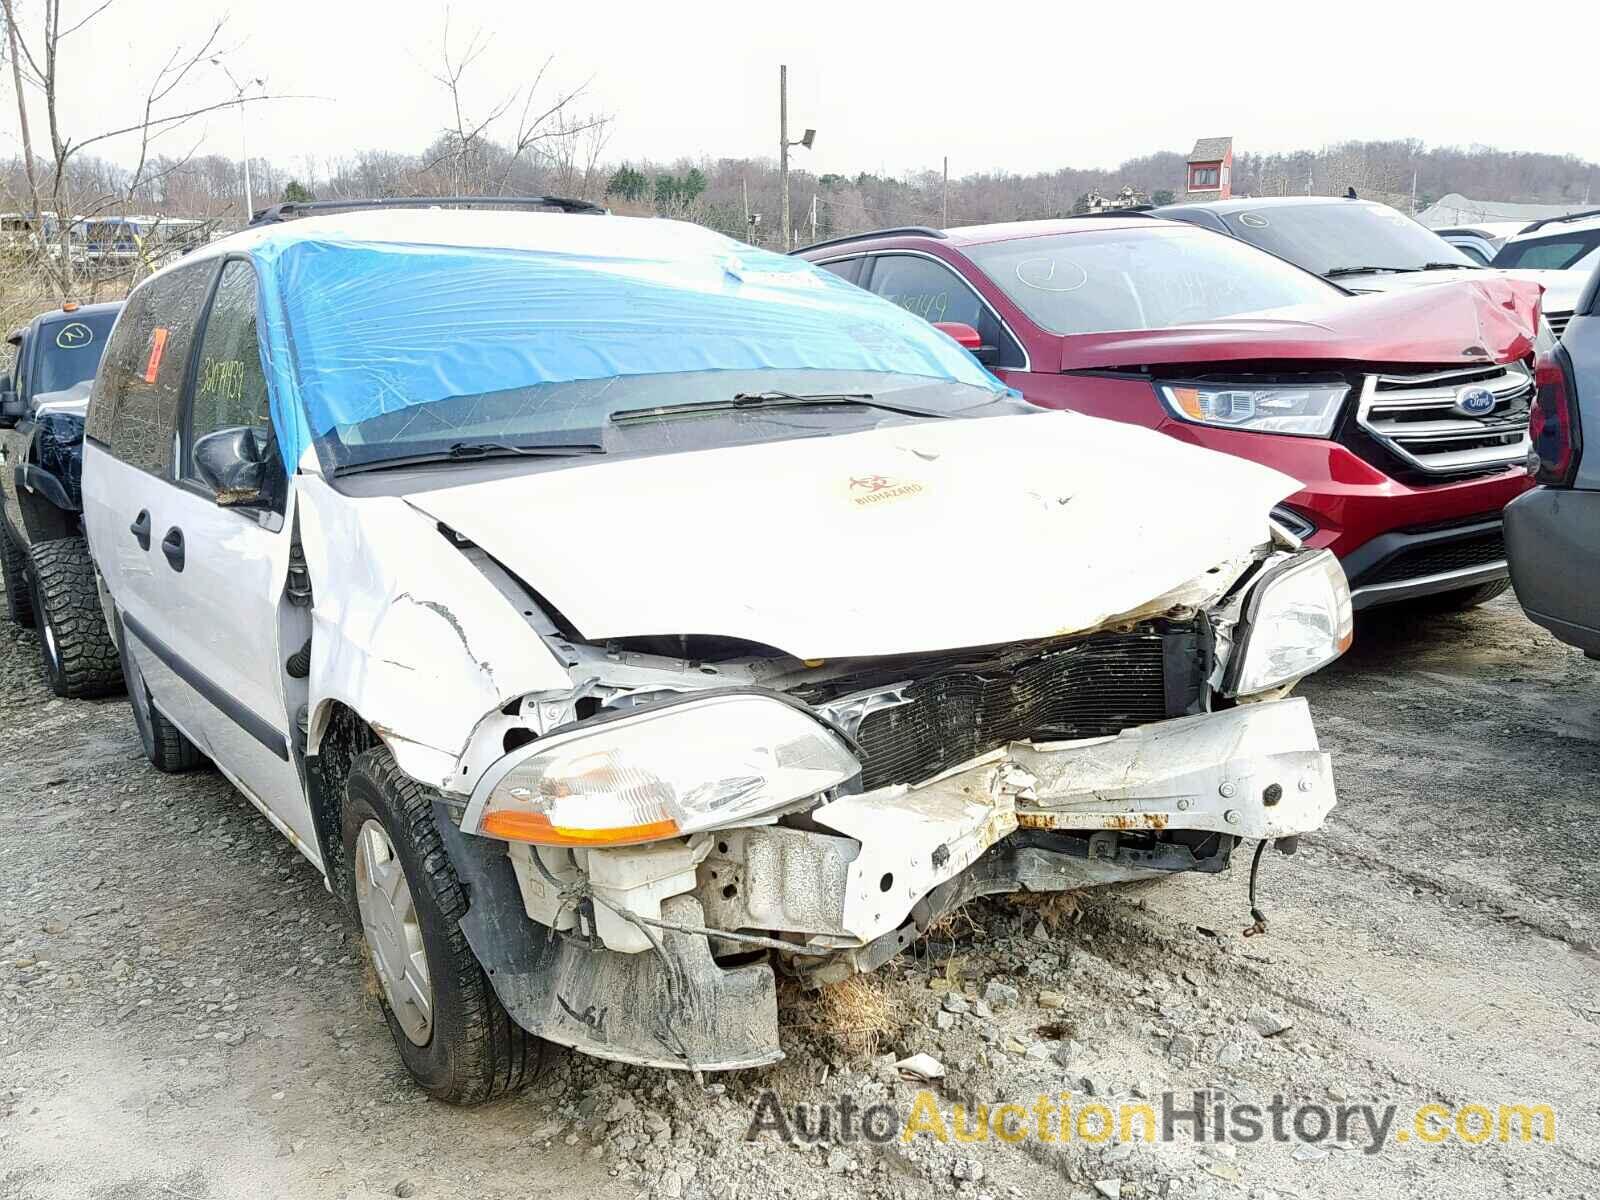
(1003, 889), (1086, 931)
(0, 256), (132, 336)
(778, 973), (901, 1060)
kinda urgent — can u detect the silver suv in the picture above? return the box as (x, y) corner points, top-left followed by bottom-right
(1506, 262), (1600, 656)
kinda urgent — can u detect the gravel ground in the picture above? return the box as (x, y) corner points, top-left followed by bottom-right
(2, 591), (1597, 1199)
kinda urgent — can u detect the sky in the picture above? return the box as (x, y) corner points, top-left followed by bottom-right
(12, 0), (1600, 181)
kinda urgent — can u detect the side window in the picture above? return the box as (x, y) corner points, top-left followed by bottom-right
(96, 262), (215, 475)
(85, 290), (149, 442)
(868, 254), (1025, 369)
(184, 259), (285, 513)
(817, 257), (864, 285)
(6, 332), (26, 398)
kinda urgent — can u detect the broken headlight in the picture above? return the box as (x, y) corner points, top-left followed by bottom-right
(1158, 382), (1348, 437)
(466, 693), (859, 847)
(1224, 550), (1353, 696)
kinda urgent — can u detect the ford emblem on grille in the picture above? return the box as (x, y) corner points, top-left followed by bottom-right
(1453, 385), (1497, 417)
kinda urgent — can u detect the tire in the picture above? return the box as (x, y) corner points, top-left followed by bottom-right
(1411, 578), (1512, 613)
(114, 611), (205, 773)
(1, 521), (35, 628)
(341, 746), (542, 1105)
(28, 537), (124, 698)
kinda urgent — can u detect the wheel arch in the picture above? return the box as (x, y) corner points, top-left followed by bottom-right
(303, 699), (384, 895)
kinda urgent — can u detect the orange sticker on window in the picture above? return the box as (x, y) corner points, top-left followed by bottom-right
(143, 327), (169, 384)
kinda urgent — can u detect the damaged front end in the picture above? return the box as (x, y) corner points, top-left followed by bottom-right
(437, 541), (1350, 1071)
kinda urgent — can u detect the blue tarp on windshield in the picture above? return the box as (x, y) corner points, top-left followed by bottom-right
(250, 228), (1004, 470)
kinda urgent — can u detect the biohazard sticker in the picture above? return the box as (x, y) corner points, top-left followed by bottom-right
(847, 474), (926, 507)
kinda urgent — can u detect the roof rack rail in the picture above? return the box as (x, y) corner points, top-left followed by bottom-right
(1515, 207), (1600, 236)
(247, 195), (608, 227)
(789, 226), (946, 255)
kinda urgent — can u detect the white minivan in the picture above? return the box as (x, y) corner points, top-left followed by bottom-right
(80, 201), (1349, 1101)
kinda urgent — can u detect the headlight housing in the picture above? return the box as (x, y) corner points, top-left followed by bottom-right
(1225, 550), (1353, 696)
(466, 693), (860, 847)
(1158, 382), (1349, 437)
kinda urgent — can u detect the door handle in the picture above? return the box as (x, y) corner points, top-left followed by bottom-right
(160, 526), (185, 572)
(129, 509), (151, 550)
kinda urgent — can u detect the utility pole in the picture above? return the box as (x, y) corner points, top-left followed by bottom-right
(212, 59), (263, 221)
(779, 66), (790, 248)
(942, 156), (949, 227)
(777, 65), (815, 249)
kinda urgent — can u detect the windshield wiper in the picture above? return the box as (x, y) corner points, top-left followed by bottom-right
(1321, 265), (1422, 278)
(609, 390), (953, 425)
(1419, 261), (1479, 271)
(335, 439), (604, 476)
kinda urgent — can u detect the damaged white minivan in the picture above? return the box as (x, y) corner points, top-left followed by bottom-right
(80, 202), (1350, 1101)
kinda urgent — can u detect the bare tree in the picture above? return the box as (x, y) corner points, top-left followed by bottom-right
(1, 0), (271, 296)
(425, 11), (608, 196)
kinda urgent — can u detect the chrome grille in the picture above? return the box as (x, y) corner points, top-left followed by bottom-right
(1547, 310), (1573, 339)
(1357, 362), (1532, 476)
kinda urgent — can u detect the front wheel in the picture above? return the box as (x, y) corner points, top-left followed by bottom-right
(28, 537), (123, 698)
(341, 746), (542, 1104)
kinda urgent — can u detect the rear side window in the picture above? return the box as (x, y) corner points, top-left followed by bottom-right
(1493, 231), (1600, 270)
(816, 257), (864, 285)
(92, 260), (216, 475)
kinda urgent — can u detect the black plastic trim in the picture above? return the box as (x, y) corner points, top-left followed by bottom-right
(1341, 516), (1504, 589)
(248, 195), (606, 226)
(122, 610), (289, 760)
(790, 226), (947, 255)
(14, 463), (77, 513)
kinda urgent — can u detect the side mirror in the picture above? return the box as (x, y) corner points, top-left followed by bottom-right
(932, 321), (982, 350)
(193, 425), (267, 506)
(0, 388), (23, 430)
(931, 321), (1000, 367)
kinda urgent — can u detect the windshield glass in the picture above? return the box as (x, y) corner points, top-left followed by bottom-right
(1214, 203), (1475, 275)
(32, 311), (116, 395)
(963, 226), (1341, 335)
(258, 227), (1005, 473)
(1492, 228), (1600, 270)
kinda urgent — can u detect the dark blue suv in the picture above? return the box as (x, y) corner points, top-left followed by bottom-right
(0, 300), (125, 696)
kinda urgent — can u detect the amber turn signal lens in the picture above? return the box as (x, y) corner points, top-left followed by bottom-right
(480, 809), (681, 847)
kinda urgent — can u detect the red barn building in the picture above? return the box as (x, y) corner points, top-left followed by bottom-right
(1184, 137), (1233, 201)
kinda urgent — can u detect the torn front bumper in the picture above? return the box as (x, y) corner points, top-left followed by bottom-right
(696, 697), (1335, 950)
(453, 697), (1333, 1070)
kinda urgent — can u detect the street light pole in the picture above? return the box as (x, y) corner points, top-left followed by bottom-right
(779, 65), (789, 249)
(212, 60), (263, 221)
(777, 65), (815, 250)
(239, 99), (252, 219)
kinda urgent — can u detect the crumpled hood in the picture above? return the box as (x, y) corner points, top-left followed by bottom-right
(1335, 266), (1583, 314)
(403, 411), (1298, 661)
(1057, 276), (1543, 371)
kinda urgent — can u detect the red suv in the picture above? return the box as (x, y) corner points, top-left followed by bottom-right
(796, 218), (1541, 612)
